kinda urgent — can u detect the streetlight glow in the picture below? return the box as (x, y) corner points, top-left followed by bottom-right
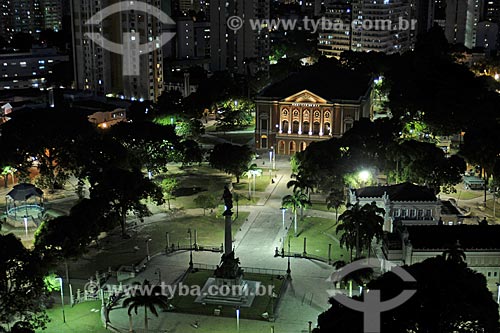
(56, 277), (66, 323)
(359, 170), (371, 183)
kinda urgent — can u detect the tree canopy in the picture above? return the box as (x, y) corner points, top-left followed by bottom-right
(316, 256), (499, 332)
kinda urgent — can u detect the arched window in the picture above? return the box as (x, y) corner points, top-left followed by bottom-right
(282, 120), (289, 133)
(324, 122), (331, 135)
(289, 141), (297, 155)
(303, 121), (310, 134)
(278, 141), (285, 154)
(300, 142), (307, 152)
(292, 121), (300, 133)
(313, 121), (320, 135)
(261, 135), (268, 149)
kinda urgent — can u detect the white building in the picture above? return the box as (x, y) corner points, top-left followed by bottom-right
(349, 183), (442, 232)
(0, 48), (68, 90)
(71, 0), (164, 101)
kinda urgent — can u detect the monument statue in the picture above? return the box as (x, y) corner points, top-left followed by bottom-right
(222, 185), (233, 214)
(214, 251), (243, 279)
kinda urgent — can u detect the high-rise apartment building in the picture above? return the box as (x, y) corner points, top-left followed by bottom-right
(318, 2), (352, 58)
(210, 0), (270, 75)
(0, 0), (63, 39)
(71, 0), (164, 101)
(318, 0), (411, 58)
(445, 0), (497, 52)
(351, 0), (411, 53)
(176, 17), (210, 59)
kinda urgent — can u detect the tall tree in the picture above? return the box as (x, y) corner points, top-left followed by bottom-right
(282, 191), (311, 237)
(90, 168), (164, 237)
(0, 234), (49, 331)
(160, 177), (178, 210)
(326, 188), (345, 223)
(337, 202), (385, 259)
(209, 143), (253, 183)
(317, 256), (499, 333)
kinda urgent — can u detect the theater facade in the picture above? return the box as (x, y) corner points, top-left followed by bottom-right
(254, 70), (373, 155)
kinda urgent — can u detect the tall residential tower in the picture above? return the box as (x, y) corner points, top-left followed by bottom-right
(71, 0), (164, 101)
(210, 0), (270, 75)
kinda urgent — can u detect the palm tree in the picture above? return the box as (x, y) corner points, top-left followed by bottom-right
(123, 280), (170, 332)
(287, 173), (313, 219)
(337, 202), (385, 259)
(442, 240), (466, 264)
(326, 187), (345, 223)
(287, 173), (313, 198)
(282, 190), (311, 237)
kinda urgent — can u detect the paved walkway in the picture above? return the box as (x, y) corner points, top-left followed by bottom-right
(106, 158), (336, 333)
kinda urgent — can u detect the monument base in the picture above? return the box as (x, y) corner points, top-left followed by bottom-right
(194, 277), (260, 307)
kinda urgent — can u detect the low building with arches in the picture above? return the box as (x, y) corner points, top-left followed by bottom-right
(254, 69), (373, 155)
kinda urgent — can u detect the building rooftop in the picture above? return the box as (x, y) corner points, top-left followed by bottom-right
(355, 182), (436, 202)
(258, 68), (371, 102)
(406, 225), (500, 250)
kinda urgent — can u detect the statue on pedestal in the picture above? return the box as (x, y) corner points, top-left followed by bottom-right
(222, 185), (233, 215)
(214, 251), (243, 279)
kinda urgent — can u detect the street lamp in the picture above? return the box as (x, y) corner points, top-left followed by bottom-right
(236, 306), (240, 333)
(358, 170), (370, 184)
(280, 207), (286, 229)
(23, 216), (28, 237)
(146, 238), (152, 261)
(56, 277), (66, 323)
(188, 229), (193, 270)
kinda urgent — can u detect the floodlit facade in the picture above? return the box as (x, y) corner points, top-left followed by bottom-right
(255, 69), (373, 155)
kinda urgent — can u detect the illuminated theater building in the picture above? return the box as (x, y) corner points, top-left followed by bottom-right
(255, 69), (373, 155)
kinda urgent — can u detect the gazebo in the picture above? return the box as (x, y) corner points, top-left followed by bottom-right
(5, 183), (44, 219)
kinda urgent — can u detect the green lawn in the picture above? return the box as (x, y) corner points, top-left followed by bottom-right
(37, 301), (106, 333)
(310, 202), (347, 215)
(158, 165), (270, 209)
(170, 269), (285, 320)
(479, 199), (500, 222)
(67, 212), (249, 280)
(442, 185), (483, 201)
(164, 212), (249, 248)
(285, 217), (349, 262)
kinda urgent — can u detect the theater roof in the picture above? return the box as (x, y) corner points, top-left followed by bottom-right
(258, 68), (371, 102)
